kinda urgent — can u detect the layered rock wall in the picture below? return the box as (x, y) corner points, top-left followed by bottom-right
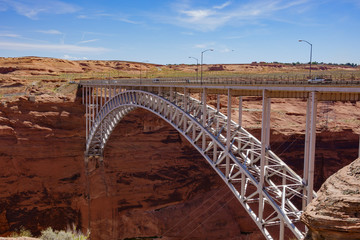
(0, 95), (86, 236)
(0, 92), (359, 239)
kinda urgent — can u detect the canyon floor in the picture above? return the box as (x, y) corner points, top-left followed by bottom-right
(1, 57), (360, 239)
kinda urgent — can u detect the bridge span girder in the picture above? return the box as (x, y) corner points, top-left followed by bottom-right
(80, 79), (360, 240)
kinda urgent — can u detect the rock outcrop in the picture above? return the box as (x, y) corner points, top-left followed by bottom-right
(301, 157), (360, 240)
(1, 91), (360, 239)
(0, 93), (263, 239)
(0, 94), (86, 236)
(0, 78), (360, 239)
(85, 108), (262, 239)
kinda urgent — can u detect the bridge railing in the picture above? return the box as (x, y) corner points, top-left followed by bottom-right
(80, 76), (360, 87)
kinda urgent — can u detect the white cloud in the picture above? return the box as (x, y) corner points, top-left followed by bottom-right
(115, 17), (140, 24)
(77, 14), (88, 19)
(168, 0), (309, 31)
(194, 42), (216, 49)
(77, 39), (99, 44)
(77, 11), (140, 24)
(0, 33), (22, 38)
(181, 9), (214, 20)
(213, 1), (232, 10)
(0, 32), (50, 42)
(0, 41), (108, 53)
(0, 0), (79, 19)
(37, 29), (62, 35)
(194, 44), (207, 49)
(63, 54), (88, 60)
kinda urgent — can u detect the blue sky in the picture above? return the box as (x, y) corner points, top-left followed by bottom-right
(0, 0), (359, 64)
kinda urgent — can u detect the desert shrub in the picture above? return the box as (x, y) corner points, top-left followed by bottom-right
(40, 226), (89, 240)
(10, 226), (32, 237)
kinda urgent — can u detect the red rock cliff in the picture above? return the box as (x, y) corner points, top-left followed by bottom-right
(301, 157), (360, 240)
(0, 91), (359, 239)
(0, 94), (86, 236)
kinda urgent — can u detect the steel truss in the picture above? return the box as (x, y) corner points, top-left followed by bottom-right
(82, 87), (312, 240)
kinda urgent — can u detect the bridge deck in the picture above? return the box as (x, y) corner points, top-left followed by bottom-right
(81, 78), (360, 101)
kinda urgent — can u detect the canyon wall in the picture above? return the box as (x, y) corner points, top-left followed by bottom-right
(0, 91), (359, 239)
(301, 157), (360, 240)
(0, 94), (86, 236)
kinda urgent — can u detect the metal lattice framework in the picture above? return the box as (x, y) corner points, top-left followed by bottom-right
(84, 89), (306, 239)
(81, 78), (360, 240)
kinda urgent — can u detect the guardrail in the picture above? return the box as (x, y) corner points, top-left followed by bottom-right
(80, 76), (360, 87)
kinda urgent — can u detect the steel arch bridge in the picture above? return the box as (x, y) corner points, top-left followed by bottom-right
(80, 78), (360, 240)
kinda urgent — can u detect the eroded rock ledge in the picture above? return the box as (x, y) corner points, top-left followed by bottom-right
(301, 157), (360, 240)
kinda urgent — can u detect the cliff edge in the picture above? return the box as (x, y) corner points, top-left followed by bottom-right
(301, 157), (360, 240)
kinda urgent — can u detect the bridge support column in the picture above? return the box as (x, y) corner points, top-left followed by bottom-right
(104, 86), (107, 103)
(100, 87), (103, 109)
(170, 87), (174, 102)
(238, 96), (243, 127)
(303, 96), (311, 209)
(89, 87), (92, 126)
(85, 86), (88, 140)
(82, 85), (84, 104)
(305, 91), (317, 205)
(259, 89), (271, 221)
(213, 94), (220, 162)
(183, 88), (188, 112)
(202, 88), (207, 150)
(95, 87), (99, 114)
(91, 87), (95, 125)
(183, 88), (188, 131)
(216, 94), (220, 135)
(238, 96), (243, 152)
(226, 89), (232, 178)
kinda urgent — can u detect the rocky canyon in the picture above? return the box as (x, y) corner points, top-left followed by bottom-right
(1, 57), (360, 239)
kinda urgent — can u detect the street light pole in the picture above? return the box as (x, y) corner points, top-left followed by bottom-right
(299, 40), (313, 79)
(200, 49), (214, 85)
(189, 56), (199, 81)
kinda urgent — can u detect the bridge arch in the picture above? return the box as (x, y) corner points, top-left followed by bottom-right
(85, 89), (305, 239)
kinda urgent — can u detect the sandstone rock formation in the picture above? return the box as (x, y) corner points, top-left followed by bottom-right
(0, 92), (263, 239)
(0, 86), (360, 239)
(0, 93), (87, 236)
(301, 157), (360, 240)
(86, 108), (264, 239)
(1, 57), (360, 239)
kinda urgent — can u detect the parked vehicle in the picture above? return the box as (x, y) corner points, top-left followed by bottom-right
(307, 77), (332, 84)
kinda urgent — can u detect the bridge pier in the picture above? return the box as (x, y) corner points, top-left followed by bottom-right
(307, 92), (318, 205)
(226, 89), (232, 178)
(259, 89), (271, 222)
(100, 87), (103, 110)
(238, 96), (243, 127)
(170, 87), (174, 102)
(302, 92), (318, 207)
(202, 88), (207, 150)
